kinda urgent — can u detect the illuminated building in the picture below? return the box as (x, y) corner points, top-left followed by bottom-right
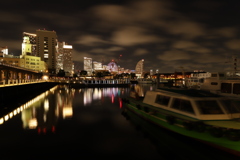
(36, 30), (57, 74)
(0, 46), (8, 57)
(20, 55), (47, 72)
(22, 32), (37, 56)
(0, 55), (20, 66)
(56, 42), (73, 75)
(22, 29), (57, 74)
(135, 59), (144, 78)
(84, 57), (93, 76)
(93, 61), (103, 71)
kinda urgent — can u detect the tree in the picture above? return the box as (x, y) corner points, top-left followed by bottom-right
(96, 72), (103, 78)
(57, 69), (65, 77)
(80, 70), (88, 76)
(130, 73), (136, 79)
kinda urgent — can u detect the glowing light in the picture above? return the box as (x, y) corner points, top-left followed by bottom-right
(119, 98), (122, 108)
(9, 112), (13, 118)
(0, 118), (4, 124)
(28, 118), (37, 129)
(43, 75), (49, 80)
(112, 93), (114, 103)
(63, 107), (73, 118)
(4, 115), (9, 121)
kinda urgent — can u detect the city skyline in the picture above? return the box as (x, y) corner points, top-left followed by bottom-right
(1, 0), (240, 73)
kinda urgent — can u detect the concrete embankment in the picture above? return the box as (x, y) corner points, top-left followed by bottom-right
(0, 82), (58, 108)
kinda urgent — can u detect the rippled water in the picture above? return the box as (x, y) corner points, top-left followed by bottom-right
(0, 84), (238, 160)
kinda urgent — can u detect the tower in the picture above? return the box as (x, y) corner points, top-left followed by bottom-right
(135, 59), (144, 78)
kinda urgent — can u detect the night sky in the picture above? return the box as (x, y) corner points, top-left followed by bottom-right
(1, 0), (240, 73)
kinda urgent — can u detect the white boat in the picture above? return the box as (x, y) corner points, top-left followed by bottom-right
(137, 78), (154, 84)
(195, 72), (240, 97)
(123, 86), (240, 156)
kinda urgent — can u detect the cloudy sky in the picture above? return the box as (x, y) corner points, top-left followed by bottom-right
(1, 0), (240, 73)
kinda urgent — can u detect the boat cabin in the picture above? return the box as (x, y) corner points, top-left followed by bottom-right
(199, 72), (240, 97)
(143, 88), (240, 123)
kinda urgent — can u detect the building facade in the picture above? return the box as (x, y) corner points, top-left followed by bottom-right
(35, 30), (57, 74)
(135, 59), (144, 78)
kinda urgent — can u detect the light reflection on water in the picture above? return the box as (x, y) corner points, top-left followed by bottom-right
(0, 84), (238, 160)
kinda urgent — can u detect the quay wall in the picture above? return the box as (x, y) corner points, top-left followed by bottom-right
(0, 82), (58, 107)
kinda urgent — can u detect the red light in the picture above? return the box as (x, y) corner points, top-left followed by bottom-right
(43, 128), (47, 134)
(112, 94), (114, 103)
(37, 127), (41, 134)
(119, 98), (122, 108)
(52, 126), (56, 133)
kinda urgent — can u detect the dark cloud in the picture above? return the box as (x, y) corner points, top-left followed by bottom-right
(1, 0), (240, 73)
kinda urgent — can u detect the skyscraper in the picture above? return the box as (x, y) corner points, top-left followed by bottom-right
(84, 57), (93, 76)
(56, 42), (73, 75)
(36, 30), (57, 74)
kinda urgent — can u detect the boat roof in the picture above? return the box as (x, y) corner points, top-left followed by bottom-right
(156, 87), (222, 98)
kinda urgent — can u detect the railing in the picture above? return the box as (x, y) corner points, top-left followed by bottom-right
(48, 78), (131, 84)
(0, 79), (46, 87)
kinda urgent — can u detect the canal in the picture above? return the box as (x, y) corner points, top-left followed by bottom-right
(0, 84), (239, 160)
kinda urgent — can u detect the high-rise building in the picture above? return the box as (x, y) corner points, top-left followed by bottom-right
(84, 57), (93, 76)
(36, 30), (57, 74)
(22, 29), (58, 74)
(135, 59), (144, 78)
(56, 42), (73, 75)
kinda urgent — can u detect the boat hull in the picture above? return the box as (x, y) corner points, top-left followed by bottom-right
(123, 97), (240, 157)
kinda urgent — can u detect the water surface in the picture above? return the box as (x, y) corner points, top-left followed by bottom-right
(0, 84), (238, 160)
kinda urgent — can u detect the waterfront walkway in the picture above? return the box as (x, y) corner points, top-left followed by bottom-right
(0, 78), (131, 88)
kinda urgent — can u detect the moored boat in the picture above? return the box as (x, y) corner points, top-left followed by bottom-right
(137, 78), (155, 84)
(122, 87), (240, 156)
(198, 72), (240, 98)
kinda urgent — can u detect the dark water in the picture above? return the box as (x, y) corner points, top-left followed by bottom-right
(0, 84), (239, 160)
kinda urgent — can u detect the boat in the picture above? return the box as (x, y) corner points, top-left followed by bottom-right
(137, 78), (155, 84)
(122, 86), (240, 156)
(191, 72), (240, 97)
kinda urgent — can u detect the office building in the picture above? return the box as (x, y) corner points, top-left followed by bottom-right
(84, 57), (93, 76)
(56, 42), (73, 75)
(22, 29), (57, 74)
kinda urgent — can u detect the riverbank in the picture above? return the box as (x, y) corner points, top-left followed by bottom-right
(0, 82), (58, 112)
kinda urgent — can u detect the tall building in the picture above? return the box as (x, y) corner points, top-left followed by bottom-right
(84, 57), (93, 76)
(22, 29), (58, 74)
(135, 59), (144, 78)
(36, 30), (57, 74)
(56, 42), (73, 75)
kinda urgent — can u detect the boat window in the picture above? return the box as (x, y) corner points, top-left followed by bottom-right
(233, 83), (240, 94)
(196, 100), (224, 114)
(155, 95), (170, 106)
(220, 99), (240, 113)
(219, 73), (225, 77)
(221, 83), (232, 93)
(211, 74), (218, 77)
(171, 98), (195, 114)
(199, 78), (204, 83)
(211, 82), (218, 85)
